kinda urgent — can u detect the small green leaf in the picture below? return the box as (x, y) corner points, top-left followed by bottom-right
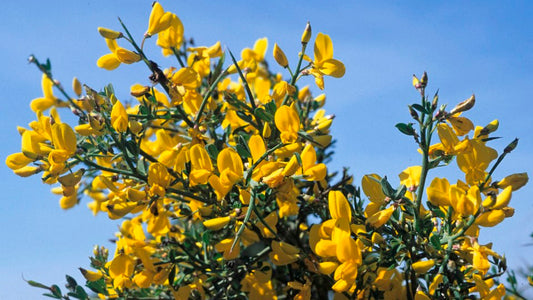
(86, 278), (108, 295)
(265, 100), (277, 116)
(430, 234), (441, 250)
(51, 285), (62, 298)
(65, 275), (77, 292)
(168, 265), (176, 286)
(205, 144), (219, 161)
(254, 107), (273, 122)
(75, 286), (89, 299)
(380, 177), (396, 198)
(395, 123), (415, 136)
(26, 280), (50, 290)
(236, 110), (254, 124)
(393, 184), (407, 200)
(411, 104), (428, 114)
(139, 105), (149, 116)
(43, 293), (60, 299)
(236, 144), (251, 159)
(104, 83), (115, 98)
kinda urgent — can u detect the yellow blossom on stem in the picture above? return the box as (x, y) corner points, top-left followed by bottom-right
(275, 105), (300, 144)
(147, 162), (171, 197)
(366, 206), (395, 228)
(97, 39), (140, 70)
(305, 33), (345, 89)
(30, 74), (64, 113)
(111, 100), (129, 133)
(146, 2), (173, 37)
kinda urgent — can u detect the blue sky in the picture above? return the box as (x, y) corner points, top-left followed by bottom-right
(1, 1), (532, 298)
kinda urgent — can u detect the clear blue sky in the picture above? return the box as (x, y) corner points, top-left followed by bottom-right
(1, 1), (532, 298)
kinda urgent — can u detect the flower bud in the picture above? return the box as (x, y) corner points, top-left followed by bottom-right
(412, 259), (435, 274)
(301, 22), (311, 44)
(420, 71), (428, 87)
(504, 138), (518, 154)
(72, 77), (82, 97)
(449, 94), (475, 115)
(98, 27), (122, 39)
(273, 43), (289, 68)
(130, 85), (151, 98)
(408, 105), (419, 121)
(203, 216), (231, 231)
(496, 173), (528, 191)
(478, 119), (499, 137)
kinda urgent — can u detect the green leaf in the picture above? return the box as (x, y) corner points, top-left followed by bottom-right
(393, 184), (407, 200)
(265, 100), (277, 116)
(294, 152), (303, 167)
(395, 123), (415, 136)
(254, 107), (273, 122)
(147, 94), (157, 105)
(136, 157), (146, 175)
(75, 286), (89, 299)
(139, 105), (149, 116)
(236, 110), (255, 125)
(43, 293), (60, 299)
(125, 139), (139, 158)
(205, 144), (219, 161)
(104, 83), (115, 98)
(236, 144), (251, 159)
(168, 265), (176, 286)
(380, 177), (396, 198)
(26, 280), (50, 290)
(65, 275), (77, 292)
(411, 104), (429, 114)
(50, 285), (62, 298)
(430, 234), (441, 250)
(86, 278), (107, 295)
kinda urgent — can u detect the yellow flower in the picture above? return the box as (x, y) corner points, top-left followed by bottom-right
(399, 166), (422, 190)
(215, 238), (240, 260)
(412, 259), (435, 274)
(305, 33), (345, 89)
(111, 100), (129, 133)
(470, 242), (499, 275)
(273, 43), (288, 68)
(496, 172), (528, 191)
(97, 27), (122, 39)
(147, 163), (171, 197)
(156, 13), (184, 56)
(288, 277), (311, 300)
(146, 2), (173, 37)
(328, 190), (351, 222)
(331, 219), (361, 293)
(203, 216), (232, 231)
(299, 144), (327, 181)
(366, 206), (395, 228)
(475, 209), (505, 227)
(30, 74), (65, 112)
(6, 152), (34, 171)
(269, 241), (300, 266)
(427, 177), (451, 207)
(79, 268), (103, 282)
(109, 253), (135, 288)
(457, 139), (498, 186)
(97, 39), (140, 70)
(447, 114), (474, 136)
(450, 184), (481, 217)
(257, 211), (278, 238)
(275, 105), (300, 144)
(209, 147), (243, 199)
(189, 144), (213, 185)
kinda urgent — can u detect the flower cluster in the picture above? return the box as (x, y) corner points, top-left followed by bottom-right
(7, 3), (528, 300)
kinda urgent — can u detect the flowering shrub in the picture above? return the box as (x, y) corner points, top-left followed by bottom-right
(6, 2), (529, 299)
